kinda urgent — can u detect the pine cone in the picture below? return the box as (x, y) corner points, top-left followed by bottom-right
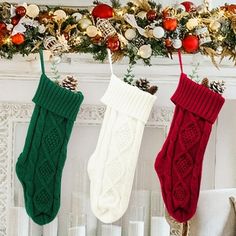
(201, 77), (209, 88)
(147, 85), (158, 95)
(209, 81), (225, 94)
(135, 78), (150, 91)
(61, 76), (78, 92)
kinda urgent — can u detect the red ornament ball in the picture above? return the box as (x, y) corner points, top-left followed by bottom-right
(15, 6), (26, 17)
(146, 10), (157, 21)
(182, 35), (199, 53)
(11, 15), (21, 26)
(163, 18), (177, 31)
(106, 36), (120, 52)
(11, 33), (25, 45)
(181, 1), (196, 12)
(0, 22), (6, 31)
(92, 4), (114, 19)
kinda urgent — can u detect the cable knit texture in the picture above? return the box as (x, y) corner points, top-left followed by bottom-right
(155, 74), (225, 223)
(16, 74), (84, 225)
(88, 75), (156, 223)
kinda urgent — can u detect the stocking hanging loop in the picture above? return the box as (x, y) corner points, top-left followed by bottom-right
(107, 49), (114, 76)
(178, 49), (183, 74)
(39, 48), (46, 75)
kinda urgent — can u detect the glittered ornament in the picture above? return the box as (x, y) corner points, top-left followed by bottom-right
(91, 34), (103, 45)
(11, 15), (20, 26)
(96, 18), (116, 39)
(53, 9), (67, 21)
(182, 35), (199, 53)
(146, 10), (157, 21)
(163, 18), (177, 31)
(138, 44), (152, 59)
(0, 22), (6, 31)
(210, 21), (221, 31)
(195, 27), (211, 45)
(44, 36), (63, 54)
(181, 1), (196, 12)
(165, 38), (172, 47)
(186, 18), (198, 30)
(137, 11), (147, 19)
(106, 36), (120, 51)
(86, 25), (98, 37)
(173, 39), (182, 49)
(78, 18), (93, 31)
(153, 26), (165, 39)
(16, 6), (26, 17)
(124, 28), (136, 40)
(92, 4), (114, 19)
(26, 4), (39, 18)
(11, 33), (25, 45)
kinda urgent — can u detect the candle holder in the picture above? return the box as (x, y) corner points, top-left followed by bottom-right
(98, 220), (122, 236)
(128, 206), (145, 236)
(7, 188), (29, 236)
(150, 191), (170, 236)
(68, 213), (87, 236)
(43, 217), (58, 236)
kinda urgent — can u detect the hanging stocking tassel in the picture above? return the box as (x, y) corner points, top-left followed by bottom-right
(16, 75), (84, 225)
(155, 74), (225, 223)
(88, 75), (156, 223)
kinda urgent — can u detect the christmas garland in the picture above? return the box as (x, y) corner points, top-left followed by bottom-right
(0, 1), (235, 66)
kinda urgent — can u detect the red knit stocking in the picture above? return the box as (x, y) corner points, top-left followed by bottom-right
(155, 74), (225, 223)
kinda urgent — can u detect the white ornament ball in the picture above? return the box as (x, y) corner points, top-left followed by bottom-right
(216, 46), (223, 55)
(174, 3), (186, 12)
(210, 21), (221, 31)
(26, 4), (40, 18)
(86, 25), (98, 37)
(38, 24), (46, 34)
(186, 18), (199, 30)
(53, 9), (67, 21)
(173, 39), (182, 49)
(72, 12), (82, 21)
(124, 28), (136, 40)
(153, 26), (165, 39)
(137, 11), (147, 19)
(138, 44), (152, 59)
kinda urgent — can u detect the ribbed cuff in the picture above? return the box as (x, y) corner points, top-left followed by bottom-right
(171, 74), (225, 124)
(33, 75), (84, 121)
(101, 75), (157, 123)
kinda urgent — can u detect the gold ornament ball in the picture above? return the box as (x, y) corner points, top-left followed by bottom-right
(53, 9), (67, 21)
(186, 18), (198, 30)
(138, 44), (152, 59)
(124, 28), (136, 40)
(210, 21), (221, 31)
(78, 18), (92, 31)
(86, 25), (98, 37)
(26, 4), (39, 18)
(137, 11), (147, 19)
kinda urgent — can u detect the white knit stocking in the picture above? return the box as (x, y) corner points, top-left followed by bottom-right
(87, 75), (156, 223)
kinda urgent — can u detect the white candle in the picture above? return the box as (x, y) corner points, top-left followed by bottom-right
(43, 217), (58, 236)
(101, 224), (122, 236)
(128, 221), (144, 236)
(68, 226), (86, 236)
(151, 216), (170, 236)
(8, 207), (29, 236)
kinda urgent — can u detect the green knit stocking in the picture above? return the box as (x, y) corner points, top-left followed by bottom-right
(16, 74), (84, 225)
